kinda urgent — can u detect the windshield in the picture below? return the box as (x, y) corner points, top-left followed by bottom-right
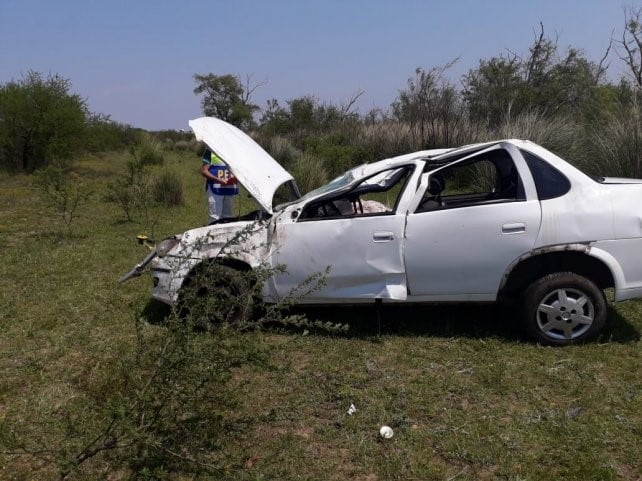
(297, 170), (357, 202)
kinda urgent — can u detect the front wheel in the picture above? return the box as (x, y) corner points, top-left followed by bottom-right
(520, 272), (607, 345)
(177, 264), (254, 330)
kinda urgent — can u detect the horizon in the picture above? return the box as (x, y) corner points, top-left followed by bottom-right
(1, 0), (637, 130)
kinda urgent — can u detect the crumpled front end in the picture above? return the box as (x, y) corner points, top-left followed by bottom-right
(149, 220), (271, 305)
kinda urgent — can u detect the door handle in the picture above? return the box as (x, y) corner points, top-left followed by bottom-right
(501, 222), (526, 234)
(373, 231), (394, 242)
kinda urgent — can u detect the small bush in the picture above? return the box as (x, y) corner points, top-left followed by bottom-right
(152, 169), (184, 207)
(304, 135), (369, 177)
(104, 159), (152, 222)
(34, 164), (91, 236)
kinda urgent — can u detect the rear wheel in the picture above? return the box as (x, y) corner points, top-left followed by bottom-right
(177, 264), (253, 330)
(520, 272), (607, 345)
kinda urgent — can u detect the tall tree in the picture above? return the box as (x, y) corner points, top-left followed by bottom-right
(192, 73), (261, 130)
(0, 71), (87, 172)
(616, 7), (642, 89)
(392, 62), (466, 148)
(463, 23), (609, 128)
(463, 56), (522, 127)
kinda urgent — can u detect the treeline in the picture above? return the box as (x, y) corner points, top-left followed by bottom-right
(193, 16), (642, 191)
(4, 12), (642, 188)
(0, 71), (139, 172)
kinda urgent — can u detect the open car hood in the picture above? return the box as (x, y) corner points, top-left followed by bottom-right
(189, 117), (298, 214)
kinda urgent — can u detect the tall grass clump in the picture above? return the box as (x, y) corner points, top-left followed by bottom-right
(359, 121), (418, 158)
(291, 152), (327, 194)
(490, 110), (580, 160)
(152, 169), (185, 207)
(131, 133), (165, 166)
(587, 102), (642, 178)
(266, 135), (301, 170)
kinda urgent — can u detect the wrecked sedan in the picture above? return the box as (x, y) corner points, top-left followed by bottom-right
(122, 117), (642, 345)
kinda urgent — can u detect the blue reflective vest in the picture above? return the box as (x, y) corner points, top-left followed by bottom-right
(203, 151), (239, 196)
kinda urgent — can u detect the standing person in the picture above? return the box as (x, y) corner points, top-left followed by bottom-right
(201, 148), (239, 224)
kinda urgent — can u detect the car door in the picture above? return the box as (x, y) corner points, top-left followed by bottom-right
(404, 144), (541, 300)
(272, 167), (414, 302)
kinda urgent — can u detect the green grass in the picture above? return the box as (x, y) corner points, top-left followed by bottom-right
(0, 152), (641, 480)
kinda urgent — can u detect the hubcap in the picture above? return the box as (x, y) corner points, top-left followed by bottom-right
(536, 288), (594, 341)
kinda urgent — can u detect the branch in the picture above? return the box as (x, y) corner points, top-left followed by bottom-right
(341, 89), (365, 115)
(241, 73), (267, 104)
(616, 7), (642, 88)
(595, 34), (613, 84)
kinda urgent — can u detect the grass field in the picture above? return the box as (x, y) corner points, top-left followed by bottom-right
(0, 151), (641, 480)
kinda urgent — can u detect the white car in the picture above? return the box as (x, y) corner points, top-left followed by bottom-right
(121, 117), (642, 345)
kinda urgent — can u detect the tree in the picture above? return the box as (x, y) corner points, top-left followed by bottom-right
(0, 71), (87, 172)
(392, 62), (466, 147)
(616, 7), (642, 90)
(192, 73), (262, 130)
(260, 93), (363, 133)
(463, 23), (610, 128)
(463, 56), (522, 127)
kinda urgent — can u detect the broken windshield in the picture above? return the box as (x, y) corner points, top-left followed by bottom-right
(297, 170), (357, 202)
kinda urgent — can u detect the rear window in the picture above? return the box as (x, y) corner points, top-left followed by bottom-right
(521, 150), (571, 200)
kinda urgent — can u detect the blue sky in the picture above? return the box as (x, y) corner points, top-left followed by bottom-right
(0, 0), (636, 130)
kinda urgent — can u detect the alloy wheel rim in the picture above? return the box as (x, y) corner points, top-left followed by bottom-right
(536, 288), (594, 340)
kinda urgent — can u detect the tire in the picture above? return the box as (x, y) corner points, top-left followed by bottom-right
(520, 272), (607, 346)
(177, 264), (253, 330)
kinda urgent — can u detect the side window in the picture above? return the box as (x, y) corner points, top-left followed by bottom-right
(299, 167), (412, 220)
(417, 149), (524, 212)
(521, 149), (571, 200)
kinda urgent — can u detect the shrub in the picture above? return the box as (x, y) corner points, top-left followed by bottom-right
(84, 114), (136, 153)
(1, 219), (344, 480)
(304, 135), (369, 177)
(152, 169), (184, 207)
(104, 159), (152, 222)
(34, 164), (91, 236)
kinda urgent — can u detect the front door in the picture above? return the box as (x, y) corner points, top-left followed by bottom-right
(272, 166), (414, 302)
(273, 215), (407, 301)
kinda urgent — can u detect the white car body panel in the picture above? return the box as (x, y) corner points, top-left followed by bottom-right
(273, 213), (407, 301)
(405, 199), (542, 298)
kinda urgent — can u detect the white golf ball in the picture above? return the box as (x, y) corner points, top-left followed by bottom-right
(379, 425), (394, 438)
